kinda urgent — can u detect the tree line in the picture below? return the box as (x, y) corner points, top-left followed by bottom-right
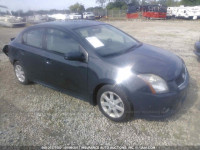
(97, 0), (200, 9)
(9, 0), (200, 17)
(71, 0), (200, 13)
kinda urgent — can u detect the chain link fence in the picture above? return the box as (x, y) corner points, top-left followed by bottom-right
(91, 9), (128, 19)
(107, 9), (127, 19)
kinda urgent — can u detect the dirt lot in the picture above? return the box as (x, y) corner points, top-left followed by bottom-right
(0, 20), (200, 147)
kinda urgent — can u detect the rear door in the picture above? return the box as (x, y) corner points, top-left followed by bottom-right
(19, 28), (46, 82)
(43, 28), (88, 96)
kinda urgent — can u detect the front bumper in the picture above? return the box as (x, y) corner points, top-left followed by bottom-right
(86, 16), (95, 20)
(127, 67), (189, 118)
(133, 86), (188, 118)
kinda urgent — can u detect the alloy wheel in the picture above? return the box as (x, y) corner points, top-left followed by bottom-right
(100, 91), (124, 118)
(15, 65), (25, 83)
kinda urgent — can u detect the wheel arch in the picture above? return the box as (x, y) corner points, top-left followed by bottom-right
(13, 59), (19, 65)
(92, 81), (131, 106)
(92, 83), (107, 106)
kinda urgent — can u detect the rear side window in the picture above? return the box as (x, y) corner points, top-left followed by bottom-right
(22, 28), (44, 48)
(46, 29), (80, 54)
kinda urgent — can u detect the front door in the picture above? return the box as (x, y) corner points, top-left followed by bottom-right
(43, 28), (88, 96)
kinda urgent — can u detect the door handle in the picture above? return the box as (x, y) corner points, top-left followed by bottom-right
(45, 58), (52, 64)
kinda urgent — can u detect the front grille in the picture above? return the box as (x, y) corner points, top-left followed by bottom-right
(175, 65), (187, 87)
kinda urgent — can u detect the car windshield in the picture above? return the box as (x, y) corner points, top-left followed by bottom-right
(75, 25), (140, 56)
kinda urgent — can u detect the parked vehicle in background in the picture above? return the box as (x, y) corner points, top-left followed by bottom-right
(167, 5), (200, 20)
(194, 40), (200, 56)
(126, 4), (139, 19)
(141, 5), (167, 19)
(83, 12), (95, 20)
(0, 5), (26, 27)
(127, 5), (167, 19)
(167, 7), (178, 19)
(27, 15), (55, 24)
(69, 13), (82, 20)
(48, 13), (69, 21)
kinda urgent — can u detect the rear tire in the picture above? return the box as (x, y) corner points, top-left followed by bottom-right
(14, 61), (29, 85)
(97, 85), (133, 122)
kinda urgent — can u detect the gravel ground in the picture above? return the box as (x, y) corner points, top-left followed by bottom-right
(0, 20), (200, 147)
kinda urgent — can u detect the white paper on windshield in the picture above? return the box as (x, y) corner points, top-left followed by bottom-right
(86, 36), (104, 48)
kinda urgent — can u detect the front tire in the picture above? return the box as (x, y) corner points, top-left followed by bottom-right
(97, 85), (133, 122)
(14, 61), (29, 85)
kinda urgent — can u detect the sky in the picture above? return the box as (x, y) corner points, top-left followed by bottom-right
(0, 0), (98, 11)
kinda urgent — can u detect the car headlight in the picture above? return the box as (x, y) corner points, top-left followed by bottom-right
(138, 74), (169, 94)
(116, 66), (133, 84)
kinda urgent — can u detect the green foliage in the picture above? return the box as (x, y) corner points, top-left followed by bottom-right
(180, 0), (200, 6)
(166, 0), (180, 6)
(106, 1), (128, 10)
(86, 6), (104, 12)
(129, 0), (140, 6)
(141, 0), (181, 6)
(96, 0), (107, 7)
(69, 3), (85, 13)
(86, 6), (106, 16)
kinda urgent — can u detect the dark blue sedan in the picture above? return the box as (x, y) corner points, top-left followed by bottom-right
(2, 20), (189, 122)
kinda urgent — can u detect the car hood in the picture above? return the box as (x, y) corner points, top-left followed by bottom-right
(105, 43), (183, 81)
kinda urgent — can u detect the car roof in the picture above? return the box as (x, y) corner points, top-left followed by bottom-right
(30, 20), (106, 30)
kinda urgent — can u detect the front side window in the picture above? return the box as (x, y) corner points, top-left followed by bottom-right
(23, 28), (44, 48)
(46, 29), (80, 54)
(75, 25), (139, 56)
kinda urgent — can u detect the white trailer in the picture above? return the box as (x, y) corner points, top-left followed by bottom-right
(167, 5), (200, 20)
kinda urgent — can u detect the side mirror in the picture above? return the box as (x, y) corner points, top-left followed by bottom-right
(64, 52), (86, 62)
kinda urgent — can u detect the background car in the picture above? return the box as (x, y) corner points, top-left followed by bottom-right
(0, 5), (26, 27)
(83, 12), (95, 20)
(2, 20), (189, 122)
(69, 13), (82, 19)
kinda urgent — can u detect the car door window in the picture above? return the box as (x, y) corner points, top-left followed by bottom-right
(23, 29), (44, 48)
(46, 29), (80, 54)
